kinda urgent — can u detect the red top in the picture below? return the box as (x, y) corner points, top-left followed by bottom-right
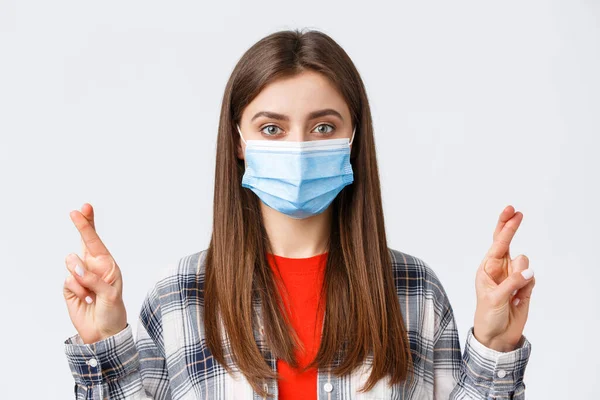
(266, 252), (328, 400)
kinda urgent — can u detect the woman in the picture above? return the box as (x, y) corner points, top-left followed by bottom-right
(63, 29), (535, 399)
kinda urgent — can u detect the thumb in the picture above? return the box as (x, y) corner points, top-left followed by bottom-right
(496, 255), (534, 301)
(66, 253), (118, 300)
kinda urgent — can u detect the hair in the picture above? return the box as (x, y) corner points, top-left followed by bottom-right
(204, 28), (414, 398)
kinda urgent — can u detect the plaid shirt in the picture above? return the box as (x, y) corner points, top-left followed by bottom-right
(64, 249), (531, 399)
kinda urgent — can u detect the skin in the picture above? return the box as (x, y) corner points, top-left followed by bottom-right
(236, 70), (354, 258)
(64, 70), (535, 351)
(63, 204), (126, 344)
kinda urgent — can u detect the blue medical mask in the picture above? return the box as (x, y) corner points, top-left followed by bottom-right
(237, 125), (356, 219)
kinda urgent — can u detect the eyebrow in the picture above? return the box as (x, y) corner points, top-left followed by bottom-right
(250, 108), (344, 122)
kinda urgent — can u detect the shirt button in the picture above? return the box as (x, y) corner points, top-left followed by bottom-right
(324, 382), (333, 393)
(263, 383), (268, 393)
(497, 369), (507, 378)
(88, 358), (98, 367)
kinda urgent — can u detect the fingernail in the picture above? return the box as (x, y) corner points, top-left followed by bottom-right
(513, 297), (520, 306)
(75, 264), (84, 277)
(521, 268), (534, 280)
(85, 296), (93, 304)
(512, 289), (518, 296)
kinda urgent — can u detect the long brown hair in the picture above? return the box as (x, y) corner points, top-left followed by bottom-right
(204, 28), (413, 397)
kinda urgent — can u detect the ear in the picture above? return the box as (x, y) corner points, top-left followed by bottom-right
(234, 122), (246, 160)
(236, 139), (245, 160)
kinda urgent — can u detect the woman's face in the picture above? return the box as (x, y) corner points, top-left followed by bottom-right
(236, 69), (354, 160)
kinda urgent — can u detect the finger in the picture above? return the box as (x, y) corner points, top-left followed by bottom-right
(509, 254), (529, 297)
(63, 274), (94, 304)
(494, 256), (534, 302)
(481, 258), (508, 285)
(81, 203), (96, 230)
(492, 205), (515, 240)
(70, 209), (110, 258)
(479, 206), (518, 283)
(65, 253), (116, 299)
(487, 211), (523, 260)
(513, 274), (535, 308)
(80, 203), (96, 259)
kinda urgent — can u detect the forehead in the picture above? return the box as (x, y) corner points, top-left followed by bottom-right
(241, 70), (351, 120)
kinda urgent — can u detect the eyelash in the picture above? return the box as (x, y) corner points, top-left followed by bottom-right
(260, 123), (335, 137)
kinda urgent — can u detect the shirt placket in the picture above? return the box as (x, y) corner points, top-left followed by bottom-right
(252, 295), (341, 400)
(252, 296), (279, 400)
(316, 308), (342, 400)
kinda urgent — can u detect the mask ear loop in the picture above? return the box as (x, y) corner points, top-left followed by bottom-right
(236, 124), (248, 145)
(349, 126), (356, 146)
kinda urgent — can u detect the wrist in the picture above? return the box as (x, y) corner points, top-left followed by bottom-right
(99, 323), (128, 341)
(481, 339), (517, 352)
(81, 323), (128, 344)
(473, 330), (518, 352)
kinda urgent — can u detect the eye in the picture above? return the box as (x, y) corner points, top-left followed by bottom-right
(260, 124), (283, 136)
(313, 123), (335, 135)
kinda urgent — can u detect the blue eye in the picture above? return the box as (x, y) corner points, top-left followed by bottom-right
(260, 125), (282, 136)
(313, 124), (334, 135)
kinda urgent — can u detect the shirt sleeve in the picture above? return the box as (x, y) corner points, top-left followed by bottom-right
(433, 300), (532, 399)
(64, 284), (172, 399)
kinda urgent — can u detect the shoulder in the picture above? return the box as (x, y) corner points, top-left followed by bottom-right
(387, 248), (454, 336)
(137, 250), (208, 356)
(387, 247), (448, 300)
(152, 249), (208, 293)
(140, 249), (208, 319)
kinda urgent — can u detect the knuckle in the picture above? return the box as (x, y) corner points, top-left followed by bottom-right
(516, 254), (529, 266)
(80, 269), (96, 286)
(84, 267), (96, 280)
(496, 237), (511, 247)
(86, 236), (100, 246)
(513, 272), (523, 283)
(106, 287), (120, 303)
(65, 253), (78, 265)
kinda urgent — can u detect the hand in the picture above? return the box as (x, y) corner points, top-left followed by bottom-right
(63, 203), (127, 344)
(473, 205), (536, 352)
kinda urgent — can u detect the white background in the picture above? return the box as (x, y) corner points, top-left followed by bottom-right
(0, 1), (598, 398)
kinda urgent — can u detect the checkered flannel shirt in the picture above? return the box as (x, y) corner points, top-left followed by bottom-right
(64, 248), (531, 399)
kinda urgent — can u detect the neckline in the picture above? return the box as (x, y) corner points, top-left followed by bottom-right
(266, 252), (328, 274)
(267, 252), (328, 261)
